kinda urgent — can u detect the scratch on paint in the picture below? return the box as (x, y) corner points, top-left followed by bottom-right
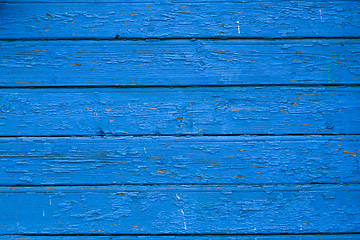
(327, 57), (331, 84)
(237, 21), (240, 34)
(181, 209), (187, 230)
(176, 194), (187, 230)
(43, 210), (45, 217)
(319, 9), (323, 22)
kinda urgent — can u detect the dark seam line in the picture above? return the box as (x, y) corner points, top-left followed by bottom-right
(0, 1), (243, 2)
(1, 84), (360, 89)
(3, 0), (357, 3)
(1, 36), (360, 41)
(1, 0), (359, 3)
(2, 232), (360, 236)
(0, 133), (359, 138)
(0, 183), (359, 188)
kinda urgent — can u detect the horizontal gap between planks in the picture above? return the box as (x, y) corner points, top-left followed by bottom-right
(1, 183), (359, 188)
(1, 84), (360, 89)
(1, 36), (360, 41)
(0, 133), (360, 138)
(1, 0), (358, 2)
(2, 232), (360, 237)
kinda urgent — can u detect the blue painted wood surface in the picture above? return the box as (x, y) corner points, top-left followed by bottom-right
(0, 87), (359, 136)
(0, 136), (358, 185)
(1, 1), (360, 39)
(1, 39), (359, 87)
(0, 0), (359, 238)
(0, 185), (359, 234)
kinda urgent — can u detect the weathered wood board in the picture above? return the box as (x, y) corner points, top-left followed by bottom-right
(1, 39), (359, 87)
(0, 87), (359, 136)
(1, 1), (360, 39)
(0, 136), (358, 185)
(0, 185), (359, 234)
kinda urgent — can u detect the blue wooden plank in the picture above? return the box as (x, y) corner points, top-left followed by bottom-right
(1, 39), (359, 87)
(0, 87), (359, 136)
(0, 135), (358, 185)
(1, 1), (359, 39)
(1, 235), (360, 240)
(0, 185), (359, 234)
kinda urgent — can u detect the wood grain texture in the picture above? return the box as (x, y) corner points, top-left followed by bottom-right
(1, 235), (360, 240)
(0, 87), (359, 136)
(1, 0), (359, 238)
(0, 136), (359, 185)
(0, 185), (359, 234)
(1, 39), (359, 87)
(1, 1), (360, 39)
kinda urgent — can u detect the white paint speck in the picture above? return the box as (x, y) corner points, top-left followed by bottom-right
(49, 198), (52, 206)
(43, 210), (45, 217)
(237, 21), (241, 34)
(176, 194), (180, 200)
(319, 9), (323, 22)
(144, 147), (146, 153)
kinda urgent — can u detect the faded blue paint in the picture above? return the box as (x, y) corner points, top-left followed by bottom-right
(0, 0), (359, 238)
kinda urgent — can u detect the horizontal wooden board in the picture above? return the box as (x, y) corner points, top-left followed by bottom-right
(0, 136), (359, 185)
(1, 39), (359, 87)
(0, 87), (359, 136)
(1, 235), (360, 240)
(1, 1), (360, 39)
(0, 185), (359, 234)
